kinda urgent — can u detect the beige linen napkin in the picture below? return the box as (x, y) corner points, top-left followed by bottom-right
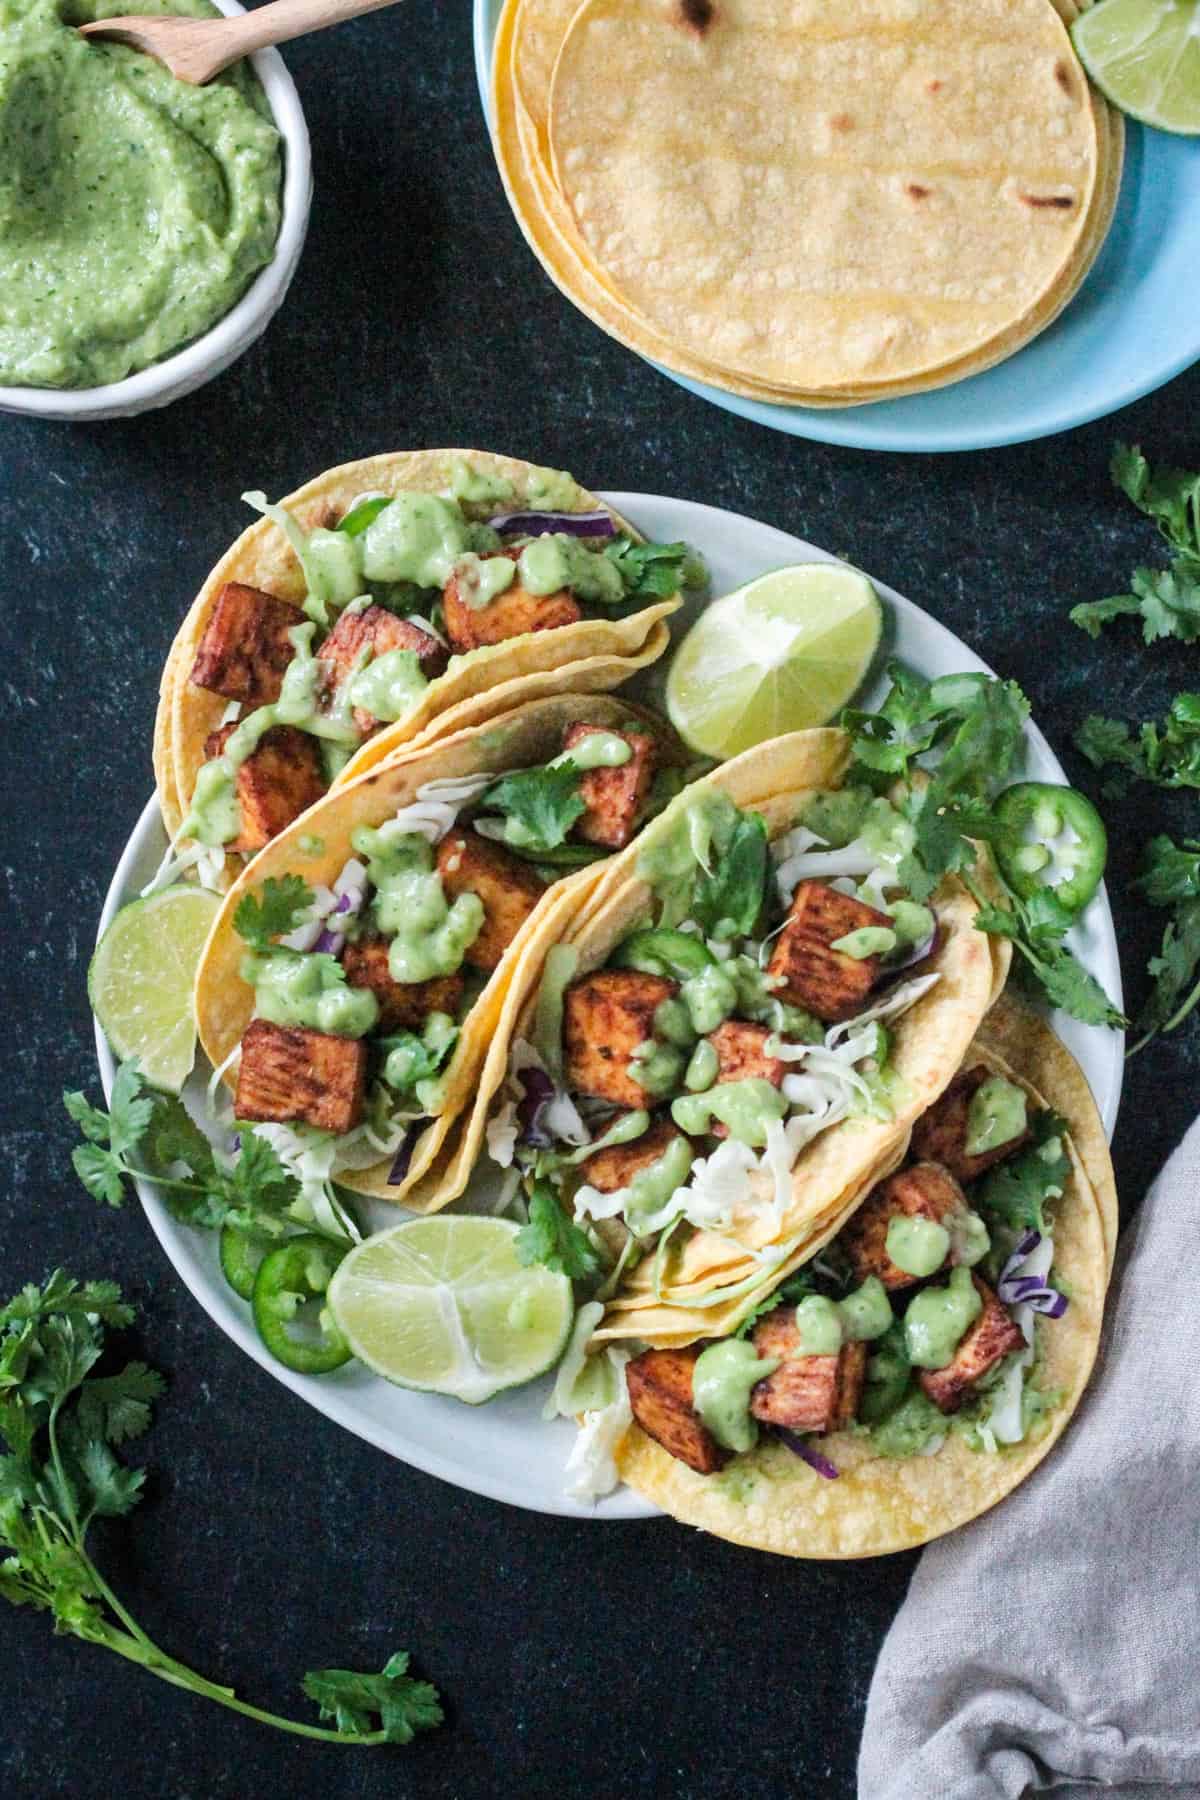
(859, 1118), (1200, 1799)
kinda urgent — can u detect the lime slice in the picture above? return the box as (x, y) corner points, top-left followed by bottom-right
(1072, 0), (1200, 134)
(665, 563), (882, 758)
(327, 1217), (573, 1404)
(88, 884), (221, 1093)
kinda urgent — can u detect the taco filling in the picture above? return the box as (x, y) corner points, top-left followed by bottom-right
(489, 783), (949, 1271)
(216, 714), (685, 1178)
(619, 1075), (1071, 1482)
(177, 458), (691, 871)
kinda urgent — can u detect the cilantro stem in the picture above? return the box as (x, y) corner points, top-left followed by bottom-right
(97, 1625), (387, 1745)
(1127, 964), (1200, 1056)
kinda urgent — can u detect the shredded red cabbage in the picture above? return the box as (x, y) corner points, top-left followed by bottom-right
(517, 1067), (557, 1148)
(779, 1431), (839, 1478)
(997, 1231), (1068, 1317)
(387, 1122), (424, 1185)
(487, 509), (615, 539)
(313, 928), (345, 956)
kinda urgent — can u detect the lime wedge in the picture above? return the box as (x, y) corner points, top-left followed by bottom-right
(327, 1217), (573, 1403)
(665, 562), (882, 758)
(1072, 0), (1200, 134)
(88, 884), (221, 1093)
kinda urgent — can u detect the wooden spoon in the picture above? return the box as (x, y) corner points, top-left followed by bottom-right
(79, 0), (399, 84)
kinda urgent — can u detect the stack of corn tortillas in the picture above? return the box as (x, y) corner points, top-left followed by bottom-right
(491, 0), (1123, 406)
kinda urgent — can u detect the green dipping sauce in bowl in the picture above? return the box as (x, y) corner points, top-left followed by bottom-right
(0, 0), (283, 388)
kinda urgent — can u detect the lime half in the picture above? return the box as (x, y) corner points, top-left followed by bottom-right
(88, 884), (221, 1093)
(665, 563), (882, 758)
(327, 1217), (573, 1404)
(1072, 0), (1200, 134)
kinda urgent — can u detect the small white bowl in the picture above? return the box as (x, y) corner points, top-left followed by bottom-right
(0, 0), (312, 422)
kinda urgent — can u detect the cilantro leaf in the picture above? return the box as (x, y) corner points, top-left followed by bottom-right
(1069, 593), (1145, 639)
(844, 664), (1029, 793)
(515, 1184), (600, 1280)
(691, 810), (768, 939)
(1134, 897), (1200, 1047)
(603, 536), (695, 600)
(973, 890), (1124, 1028)
(71, 1143), (128, 1208)
(63, 1090), (113, 1144)
(77, 1364), (165, 1446)
(975, 1110), (1070, 1235)
(76, 1438), (146, 1519)
(233, 876), (314, 952)
(1075, 697), (1200, 791)
(1111, 441), (1200, 557)
(480, 764), (587, 853)
(302, 1651), (444, 1745)
(1136, 835), (1200, 906)
(1071, 447), (1200, 644)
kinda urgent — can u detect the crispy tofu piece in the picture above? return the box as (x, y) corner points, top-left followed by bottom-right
(435, 830), (547, 972)
(910, 1064), (1033, 1185)
(840, 1161), (966, 1291)
(562, 968), (677, 1110)
(341, 934), (464, 1032)
(204, 722), (325, 855)
(235, 1017), (367, 1135)
(766, 880), (893, 1022)
(190, 582), (306, 710)
(626, 1345), (729, 1475)
(578, 1116), (688, 1193)
(919, 1277), (1026, 1415)
(749, 1309), (868, 1433)
(562, 723), (658, 850)
(442, 551), (582, 653)
(317, 604), (448, 736)
(705, 1019), (786, 1139)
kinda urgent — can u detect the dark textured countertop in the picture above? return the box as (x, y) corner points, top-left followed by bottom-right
(2, 6), (1198, 1795)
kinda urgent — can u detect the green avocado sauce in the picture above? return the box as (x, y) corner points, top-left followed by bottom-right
(554, 732), (633, 771)
(965, 1076), (1028, 1158)
(452, 552), (518, 612)
(693, 1340), (780, 1453)
(838, 1276), (893, 1342)
(886, 1214), (951, 1279)
(671, 1078), (788, 1147)
(448, 460), (514, 506)
(628, 1038), (687, 1099)
(533, 944), (579, 1080)
(346, 648), (429, 723)
(359, 493), (470, 589)
(241, 949), (378, 1038)
(831, 926), (897, 959)
(517, 535), (623, 605)
(904, 1266), (982, 1369)
(793, 1294), (843, 1354)
(620, 1134), (694, 1233)
(350, 824), (483, 982)
(0, 0), (282, 388)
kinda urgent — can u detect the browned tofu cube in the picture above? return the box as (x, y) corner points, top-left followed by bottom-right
(626, 1345), (729, 1475)
(578, 1116), (689, 1193)
(317, 604), (448, 736)
(442, 551), (582, 652)
(704, 1019), (786, 1139)
(910, 1064), (1033, 1185)
(562, 968), (677, 1110)
(434, 830), (547, 972)
(204, 723), (326, 855)
(918, 1277), (1026, 1415)
(766, 881), (893, 1022)
(190, 582), (306, 710)
(341, 934), (465, 1032)
(562, 723), (658, 850)
(235, 1017), (367, 1135)
(840, 1161), (966, 1292)
(749, 1308), (867, 1433)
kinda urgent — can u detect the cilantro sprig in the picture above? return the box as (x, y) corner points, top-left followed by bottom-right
(514, 1182), (600, 1281)
(233, 875), (314, 952)
(974, 1109), (1070, 1236)
(64, 1061), (298, 1238)
(603, 536), (698, 601)
(0, 1271), (441, 1746)
(840, 663), (1121, 1026)
(480, 764), (588, 854)
(1070, 444), (1200, 645)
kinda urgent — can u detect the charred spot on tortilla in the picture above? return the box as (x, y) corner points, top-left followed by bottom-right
(1054, 59), (1074, 94)
(676, 0), (714, 35)
(829, 112), (854, 132)
(906, 183), (932, 200)
(1019, 192), (1075, 209)
(926, 77), (944, 93)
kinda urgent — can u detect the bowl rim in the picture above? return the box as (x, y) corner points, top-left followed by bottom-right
(0, 0), (312, 418)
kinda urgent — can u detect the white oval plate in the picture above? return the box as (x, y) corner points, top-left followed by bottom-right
(95, 494), (1124, 1518)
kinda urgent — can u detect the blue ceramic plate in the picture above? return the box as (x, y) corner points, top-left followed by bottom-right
(474, 0), (1200, 452)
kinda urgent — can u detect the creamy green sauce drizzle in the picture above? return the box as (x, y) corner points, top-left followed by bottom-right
(693, 1340), (780, 1453)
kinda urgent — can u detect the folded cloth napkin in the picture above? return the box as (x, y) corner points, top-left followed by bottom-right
(858, 1117), (1200, 1800)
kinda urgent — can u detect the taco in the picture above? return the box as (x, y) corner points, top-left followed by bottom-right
(192, 694), (691, 1205)
(430, 730), (1009, 1301)
(154, 449), (686, 890)
(606, 996), (1110, 1557)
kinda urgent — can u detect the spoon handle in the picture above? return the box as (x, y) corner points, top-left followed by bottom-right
(218, 0), (399, 61)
